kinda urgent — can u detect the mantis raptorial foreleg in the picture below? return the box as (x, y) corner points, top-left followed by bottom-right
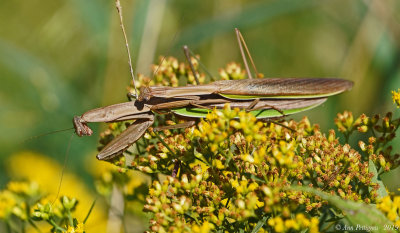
(73, 101), (156, 160)
(73, 101), (151, 137)
(74, 97), (227, 160)
(97, 113), (154, 160)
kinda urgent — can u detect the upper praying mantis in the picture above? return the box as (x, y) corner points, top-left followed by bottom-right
(73, 4), (353, 161)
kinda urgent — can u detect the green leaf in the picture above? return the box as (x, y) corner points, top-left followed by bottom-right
(290, 186), (394, 233)
(369, 159), (388, 198)
(251, 216), (268, 233)
(83, 198), (97, 224)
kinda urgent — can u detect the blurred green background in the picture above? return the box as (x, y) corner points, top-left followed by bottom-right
(1, 0), (400, 221)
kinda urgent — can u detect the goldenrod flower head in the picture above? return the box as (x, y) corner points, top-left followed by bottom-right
(7, 181), (39, 197)
(0, 190), (16, 219)
(67, 222), (85, 233)
(377, 195), (400, 222)
(191, 221), (214, 233)
(219, 62), (246, 80)
(392, 89), (400, 108)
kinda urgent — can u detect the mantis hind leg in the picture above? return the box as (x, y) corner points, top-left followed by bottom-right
(153, 120), (196, 132)
(246, 98), (286, 117)
(245, 98), (260, 111)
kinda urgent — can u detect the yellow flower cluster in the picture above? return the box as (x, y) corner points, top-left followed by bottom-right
(129, 56), (206, 95)
(67, 223), (85, 233)
(268, 214), (319, 233)
(0, 181), (39, 221)
(0, 180), (85, 232)
(191, 221), (215, 233)
(129, 105), (379, 232)
(392, 89), (400, 108)
(335, 109), (400, 172)
(219, 62), (247, 80)
(0, 190), (17, 219)
(4, 151), (108, 232)
(377, 195), (400, 226)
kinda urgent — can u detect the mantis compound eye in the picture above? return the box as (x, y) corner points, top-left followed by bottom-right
(138, 86), (152, 101)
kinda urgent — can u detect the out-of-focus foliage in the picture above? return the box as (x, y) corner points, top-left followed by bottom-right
(0, 180), (84, 233)
(1, 0), (400, 232)
(0, 152), (108, 232)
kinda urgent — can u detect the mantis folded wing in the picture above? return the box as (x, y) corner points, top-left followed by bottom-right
(139, 78), (353, 100)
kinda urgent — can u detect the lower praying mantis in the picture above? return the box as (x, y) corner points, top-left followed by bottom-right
(74, 90), (338, 160)
(73, 5), (353, 161)
(73, 46), (353, 160)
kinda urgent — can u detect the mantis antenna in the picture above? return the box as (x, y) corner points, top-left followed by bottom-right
(183, 45), (216, 82)
(115, 0), (139, 99)
(23, 127), (74, 142)
(52, 133), (74, 205)
(183, 45), (200, 85)
(235, 28), (261, 79)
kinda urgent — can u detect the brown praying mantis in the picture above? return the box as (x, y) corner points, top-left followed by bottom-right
(72, 5), (353, 161)
(74, 77), (352, 160)
(73, 44), (353, 161)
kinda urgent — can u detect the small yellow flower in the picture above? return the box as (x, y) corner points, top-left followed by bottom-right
(191, 221), (214, 233)
(67, 223), (85, 233)
(7, 181), (39, 197)
(0, 191), (16, 219)
(213, 159), (225, 170)
(268, 216), (284, 232)
(377, 195), (400, 222)
(392, 89), (400, 108)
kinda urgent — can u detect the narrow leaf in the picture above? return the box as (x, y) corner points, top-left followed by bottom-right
(251, 216), (268, 233)
(83, 198), (97, 224)
(290, 186), (394, 233)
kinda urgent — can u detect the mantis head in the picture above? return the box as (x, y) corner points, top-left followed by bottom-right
(138, 86), (152, 101)
(73, 116), (93, 137)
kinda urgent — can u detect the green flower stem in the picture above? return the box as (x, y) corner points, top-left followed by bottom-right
(48, 219), (66, 232)
(66, 209), (74, 227)
(6, 221), (11, 233)
(154, 131), (176, 156)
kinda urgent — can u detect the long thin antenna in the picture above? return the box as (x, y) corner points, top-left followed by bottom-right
(235, 28), (260, 79)
(152, 30), (180, 78)
(235, 28), (252, 79)
(51, 133), (74, 205)
(183, 45), (200, 85)
(116, 0), (139, 99)
(187, 48), (215, 81)
(23, 127), (74, 143)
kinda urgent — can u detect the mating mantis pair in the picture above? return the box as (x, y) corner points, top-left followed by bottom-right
(73, 1), (352, 161)
(73, 28), (353, 161)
